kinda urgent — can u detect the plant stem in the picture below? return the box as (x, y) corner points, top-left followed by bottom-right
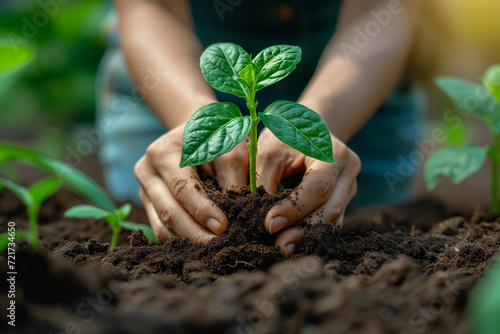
(492, 161), (498, 214)
(247, 89), (258, 193)
(28, 207), (39, 250)
(110, 226), (121, 250)
(490, 135), (500, 215)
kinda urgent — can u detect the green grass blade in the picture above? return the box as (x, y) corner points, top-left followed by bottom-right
(0, 177), (33, 207)
(29, 177), (62, 207)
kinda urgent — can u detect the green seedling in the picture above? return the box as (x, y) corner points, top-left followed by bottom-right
(425, 64), (500, 214)
(0, 142), (157, 250)
(64, 203), (156, 249)
(0, 177), (61, 250)
(180, 43), (335, 193)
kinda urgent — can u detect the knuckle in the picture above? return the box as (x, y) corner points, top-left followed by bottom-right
(170, 176), (189, 199)
(335, 146), (350, 162)
(235, 147), (250, 163)
(190, 231), (210, 244)
(257, 149), (279, 164)
(153, 226), (168, 244)
(226, 146), (249, 163)
(327, 202), (344, 223)
(158, 205), (174, 230)
(145, 142), (158, 159)
(316, 179), (332, 202)
(350, 151), (362, 176)
(133, 157), (146, 181)
(191, 198), (209, 223)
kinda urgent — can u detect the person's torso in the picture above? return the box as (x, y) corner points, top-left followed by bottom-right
(190, 0), (343, 108)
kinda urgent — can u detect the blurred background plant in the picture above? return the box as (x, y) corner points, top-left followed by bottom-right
(0, 0), (110, 157)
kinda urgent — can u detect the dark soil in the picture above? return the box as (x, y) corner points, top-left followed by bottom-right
(1, 173), (499, 334)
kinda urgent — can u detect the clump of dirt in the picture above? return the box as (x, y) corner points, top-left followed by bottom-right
(98, 185), (291, 280)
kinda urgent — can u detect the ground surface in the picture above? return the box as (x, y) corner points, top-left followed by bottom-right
(1, 169), (499, 334)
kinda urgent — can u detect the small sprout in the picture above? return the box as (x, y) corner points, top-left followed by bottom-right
(0, 142), (157, 251)
(180, 43), (335, 193)
(0, 176), (61, 250)
(64, 203), (157, 249)
(425, 64), (500, 214)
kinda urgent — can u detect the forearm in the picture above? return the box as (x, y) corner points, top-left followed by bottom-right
(298, 0), (421, 142)
(115, 0), (216, 129)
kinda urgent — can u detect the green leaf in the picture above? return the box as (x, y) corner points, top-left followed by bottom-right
(0, 177), (33, 208)
(116, 203), (132, 220)
(0, 162), (23, 183)
(467, 257), (500, 334)
(260, 101), (335, 164)
(120, 221), (159, 244)
(0, 142), (116, 211)
(424, 145), (489, 190)
(200, 43), (250, 98)
(0, 230), (32, 252)
(253, 45), (301, 91)
(435, 77), (500, 134)
(180, 102), (252, 167)
(29, 177), (62, 206)
(239, 63), (255, 86)
(0, 38), (34, 75)
(64, 205), (114, 220)
(483, 64), (500, 102)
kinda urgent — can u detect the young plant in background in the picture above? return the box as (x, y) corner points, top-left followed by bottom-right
(65, 203), (144, 249)
(0, 177), (61, 250)
(180, 43), (335, 193)
(425, 64), (500, 214)
(0, 37), (34, 77)
(0, 143), (157, 250)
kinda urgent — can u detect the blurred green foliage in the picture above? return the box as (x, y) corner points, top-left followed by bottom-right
(0, 38), (34, 74)
(0, 0), (110, 133)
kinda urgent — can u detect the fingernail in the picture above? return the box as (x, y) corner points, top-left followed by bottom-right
(206, 218), (221, 234)
(284, 243), (296, 256)
(269, 216), (287, 234)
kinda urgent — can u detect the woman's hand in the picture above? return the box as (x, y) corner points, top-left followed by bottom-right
(134, 124), (249, 244)
(256, 128), (361, 255)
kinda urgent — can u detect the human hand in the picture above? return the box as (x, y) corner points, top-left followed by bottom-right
(256, 128), (361, 255)
(134, 124), (249, 244)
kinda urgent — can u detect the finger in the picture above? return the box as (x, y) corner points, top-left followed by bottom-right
(142, 147), (228, 233)
(265, 163), (347, 234)
(213, 143), (249, 190)
(142, 174), (217, 243)
(275, 226), (304, 256)
(140, 188), (175, 243)
(256, 153), (285, 194)
(303, 178), (357, 228)
(135, 157), (220, 241)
